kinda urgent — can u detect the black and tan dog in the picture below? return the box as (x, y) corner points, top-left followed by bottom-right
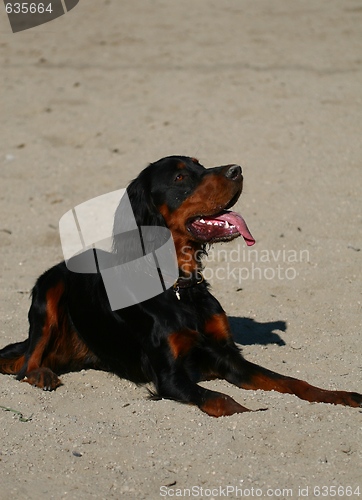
(1, 156), (361, 416)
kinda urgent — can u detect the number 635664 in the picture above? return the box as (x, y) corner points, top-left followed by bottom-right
(5, 3), (53, 14)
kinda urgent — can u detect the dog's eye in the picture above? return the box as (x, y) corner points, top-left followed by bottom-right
(174, 173), (185, 182)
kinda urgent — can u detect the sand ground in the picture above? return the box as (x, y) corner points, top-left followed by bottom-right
(1, 1), (361, 499)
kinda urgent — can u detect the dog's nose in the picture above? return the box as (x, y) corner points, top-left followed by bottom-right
(225, 165), (242, 180)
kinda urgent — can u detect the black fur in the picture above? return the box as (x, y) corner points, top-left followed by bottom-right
(1, 156), (361, 415)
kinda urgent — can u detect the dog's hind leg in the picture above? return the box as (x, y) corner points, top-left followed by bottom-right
(17, 273), (66, 390)
(0, 340), (29, 375)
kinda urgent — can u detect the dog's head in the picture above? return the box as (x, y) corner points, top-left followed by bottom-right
(114, 156), (254, 275)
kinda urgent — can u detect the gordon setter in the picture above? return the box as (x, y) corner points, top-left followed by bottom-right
(0, 156), (361, 416)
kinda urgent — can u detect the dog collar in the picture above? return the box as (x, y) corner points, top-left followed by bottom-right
(173, 271), (204, 300)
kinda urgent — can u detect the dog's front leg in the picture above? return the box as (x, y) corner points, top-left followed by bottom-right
(232, 359), (362, 407)
(147, 328), (252, 417)
(202, 312), (362, 408)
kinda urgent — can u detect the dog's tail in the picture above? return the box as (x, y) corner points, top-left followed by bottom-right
(0, 340), (28, 375)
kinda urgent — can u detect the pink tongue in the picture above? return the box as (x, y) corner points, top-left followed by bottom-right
(214, 210), (255, 246)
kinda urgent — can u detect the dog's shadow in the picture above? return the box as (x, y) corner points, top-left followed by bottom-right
(228, 316), (287, 346)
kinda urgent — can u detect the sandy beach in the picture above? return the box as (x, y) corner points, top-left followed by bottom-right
(1, 1), (361, 498)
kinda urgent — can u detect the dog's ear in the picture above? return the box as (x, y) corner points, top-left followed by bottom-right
(118, 171), (166, 230)
(112, 169), (167, 258)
